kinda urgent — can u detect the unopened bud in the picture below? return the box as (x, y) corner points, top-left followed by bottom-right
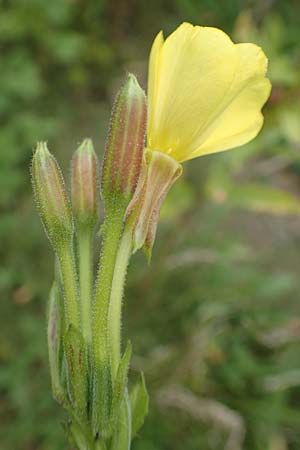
(101, 73), (147, 206)
(126, 150), (182, 260)
(31, 142), (73, 247)
(71, 139), (99, 229)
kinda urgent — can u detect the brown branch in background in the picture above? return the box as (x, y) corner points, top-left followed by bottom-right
(165, 247), (253, 271)
(262, 369), (300, 392)
(156, 385), (245, 450)
(165, 248), (218, 270)
(257, 319), (300, 348)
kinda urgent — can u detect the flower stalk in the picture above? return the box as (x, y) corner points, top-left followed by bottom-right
(71, 138), (99, 344)
(91, 73), (147, 440)
(31, 142), (80, 329)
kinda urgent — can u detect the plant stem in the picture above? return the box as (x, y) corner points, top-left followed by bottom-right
(108, 227), (132, 377)
(78, 229), (93, 344)
(57, 238), (80, 329)
(92, 200), (126, 370)
(108, 227), (133, 450)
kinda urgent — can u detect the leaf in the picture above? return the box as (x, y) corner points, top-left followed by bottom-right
(109, 341), (132, 434)
(130, 372), (149, 439)
(92, 342), (132, 440)
(110, 392), (131, 450)
(92, 363), (113, 439)
(63, 325), (88, 419)
(47, 282), (65, 404)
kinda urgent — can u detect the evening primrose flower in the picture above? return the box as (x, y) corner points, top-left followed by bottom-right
(147, 22), (271, 162)
(128, 22), (271, 256)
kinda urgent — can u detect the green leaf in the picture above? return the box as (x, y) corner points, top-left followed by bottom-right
(109, 341), (132, 434)
(92, 363), (113, 439)
(92, 342), (132, 440)
(130, 372), (149, 439)
(110, 391), (131, 450)
(63, 325), (88, 419)
(47, 282), (65, 404)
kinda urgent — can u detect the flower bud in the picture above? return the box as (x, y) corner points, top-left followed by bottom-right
(126, 150), (182, 260)
(101, 73), (147, 206)
(71, 138), (99, 229)
(31, 142), (73, 248)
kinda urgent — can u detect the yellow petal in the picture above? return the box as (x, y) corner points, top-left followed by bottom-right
(147, 23), (271, 162)
(187, 43), (272, 160)
(147, 23), (239, 161)
(147, 30), (164, 142)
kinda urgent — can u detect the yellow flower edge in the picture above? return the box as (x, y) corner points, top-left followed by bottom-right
(147, 22), (272, 163)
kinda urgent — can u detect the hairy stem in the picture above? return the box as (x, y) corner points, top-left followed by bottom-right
(92, 199), (126, 370)
(109, 227), (133, 377)
(78, 230), (93, 344)
(57, 239), (80, 329)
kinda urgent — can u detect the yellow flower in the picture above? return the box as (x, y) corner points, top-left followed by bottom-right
(147, 22), (271, 162)
(127, 23), (272, 255)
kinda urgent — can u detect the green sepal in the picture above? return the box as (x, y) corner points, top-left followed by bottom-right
(63, 325), (88, 419)
(109, 341), (132, 434)
(142, 245), (153, 265)
(130, 372), (149, 439)
(125, 150), (182, 255)
(92, 363), (113, 439)
(47, 282), (65, 404)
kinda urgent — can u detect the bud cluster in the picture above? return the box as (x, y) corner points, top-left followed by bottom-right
(31, 73), (177, 450)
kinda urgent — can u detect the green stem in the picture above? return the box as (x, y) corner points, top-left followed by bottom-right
(109, 227), (132, 377)
(108, 227), (133, 450)
(78, 230), (93, 344)
(92, 200), (126, 369)
(57, 238), (80, 329)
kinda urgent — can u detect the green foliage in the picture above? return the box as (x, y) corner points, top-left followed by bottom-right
(47, 282), (65, 404)
(64, 325), (88, 418)
(110, 341), (132, 435)
(2, 1), (300, 450)
(130, 373), (149, 439)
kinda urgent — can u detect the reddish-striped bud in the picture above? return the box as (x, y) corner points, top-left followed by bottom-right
(101, 74), (147, 205)
(71, 138), (99, 229)
(31, 142), (73, 247)
(126, 150), (182, 260)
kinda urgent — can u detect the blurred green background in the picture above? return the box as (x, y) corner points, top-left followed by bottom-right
(1, 1), (300, 449)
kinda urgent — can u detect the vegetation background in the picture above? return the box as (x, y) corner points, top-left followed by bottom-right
(1, 0), (300, 449)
